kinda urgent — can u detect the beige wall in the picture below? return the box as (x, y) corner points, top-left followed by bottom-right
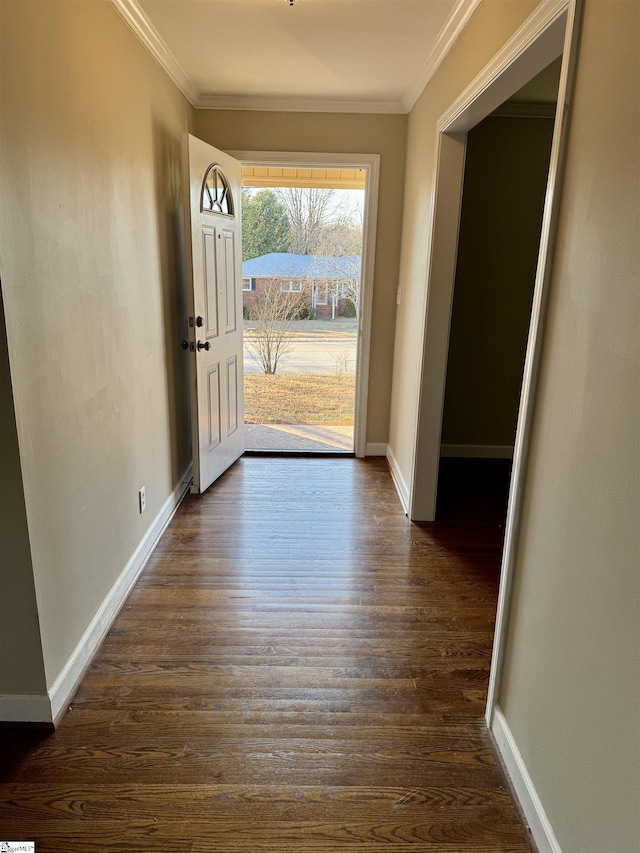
(389, 0), (638, 849)
(441, 114), (554, 449)
(388, 0), (542, 480)
(0, 289), (47, 700)
(0, 0), (193, 694)
(499, 1), (640, 849)
(193, 110), (407, 444)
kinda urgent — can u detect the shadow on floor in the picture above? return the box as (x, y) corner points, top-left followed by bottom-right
(436, 456), (512, 525)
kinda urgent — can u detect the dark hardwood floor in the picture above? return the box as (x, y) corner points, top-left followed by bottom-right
(0, 457), (532, 852)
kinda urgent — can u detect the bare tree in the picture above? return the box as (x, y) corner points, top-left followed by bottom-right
(314, 219), (362, 257)
(244, 280), (305, 375)
(333, 261), (362, 316)
(274, 187), (335, 255)
(312, 212), (363, 315)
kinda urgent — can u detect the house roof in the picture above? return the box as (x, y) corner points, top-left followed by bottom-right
(242, 253), (361, 281)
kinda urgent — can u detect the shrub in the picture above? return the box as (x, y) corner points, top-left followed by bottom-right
(342, 299), (356, 318)
(294, 305), (317, 320)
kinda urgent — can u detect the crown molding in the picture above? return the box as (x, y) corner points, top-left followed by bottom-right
(111, 0), (476, 116)
(110, 0), (198, 106)
(195, 93), (406, 114)
(402, 0), (483, 112)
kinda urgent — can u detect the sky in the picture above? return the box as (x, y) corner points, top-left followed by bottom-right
(243, 186), (365, 223)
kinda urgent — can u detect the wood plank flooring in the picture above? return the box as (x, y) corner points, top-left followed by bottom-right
(0, 457), (532, 852)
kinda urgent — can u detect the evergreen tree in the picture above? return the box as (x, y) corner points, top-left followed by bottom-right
(242, 189), (291, 261)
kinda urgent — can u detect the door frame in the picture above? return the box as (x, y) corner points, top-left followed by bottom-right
(228, 150), (380, 459)
(398, 0), (582, 717)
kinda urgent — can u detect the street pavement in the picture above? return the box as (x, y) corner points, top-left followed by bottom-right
(243, 318), (357, 376)
(243, 318), (357, 450)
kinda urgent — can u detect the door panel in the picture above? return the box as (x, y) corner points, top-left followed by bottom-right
(223, 229), (237, 333)
(207, 364), (221, 450)
(227, 356), (239, 436)
(203, 228), (219, 339)
(184, 134), (244, 493)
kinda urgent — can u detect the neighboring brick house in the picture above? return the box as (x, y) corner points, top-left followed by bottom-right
(242, 252), (361, 320)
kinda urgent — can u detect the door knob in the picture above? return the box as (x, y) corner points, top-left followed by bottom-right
(181, 340), (189, 350)
(197, 340), (210, 351)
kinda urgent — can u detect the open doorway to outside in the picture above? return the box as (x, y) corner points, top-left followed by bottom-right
(241, 170), (364, 452)
(229, 152), (379, 457)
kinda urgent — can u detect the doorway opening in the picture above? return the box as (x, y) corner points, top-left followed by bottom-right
(437, 58), (561, 519)
(408, 6), (573, 524)
(401, 0), (581, 732)
(230, 152), (380, 458)
(241, 171), (365, 453)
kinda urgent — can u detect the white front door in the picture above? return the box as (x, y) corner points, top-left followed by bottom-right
(184, 134), (244, 493)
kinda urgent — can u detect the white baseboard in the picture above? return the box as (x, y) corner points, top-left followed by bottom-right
(386, 445), (410, 515)
(0, 693), (54, 724)
(440, 443), (514, 459)
(47, 464), (193, 724)
(491, 706), (562, 853)
(365, 442), (387, 457)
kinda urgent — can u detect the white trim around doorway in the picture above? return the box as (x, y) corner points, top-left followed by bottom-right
(228, 150), (380, 459)
(409, 0), (573, 523)
(485, 0), (582, 729)
(398, 2), (583, 848)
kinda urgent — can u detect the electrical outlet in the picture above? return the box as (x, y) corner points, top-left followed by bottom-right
(139, 487), (146, 514)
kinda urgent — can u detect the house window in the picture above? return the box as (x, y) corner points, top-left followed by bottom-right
(201, 164), (234, 215)
(281, 279), (303, 292)
(243, 277), (255, 291)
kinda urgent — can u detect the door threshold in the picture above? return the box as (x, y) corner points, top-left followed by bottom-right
(243, 450), (355, 459)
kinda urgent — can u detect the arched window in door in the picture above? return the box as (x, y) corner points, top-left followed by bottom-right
(201, 164), (234, 215)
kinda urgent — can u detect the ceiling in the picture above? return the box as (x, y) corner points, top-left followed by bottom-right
(112, 0), (482, 113)
(242, 166), (367, 189)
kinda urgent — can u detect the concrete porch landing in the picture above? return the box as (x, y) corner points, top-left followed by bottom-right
(244, 423), (353, 452)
